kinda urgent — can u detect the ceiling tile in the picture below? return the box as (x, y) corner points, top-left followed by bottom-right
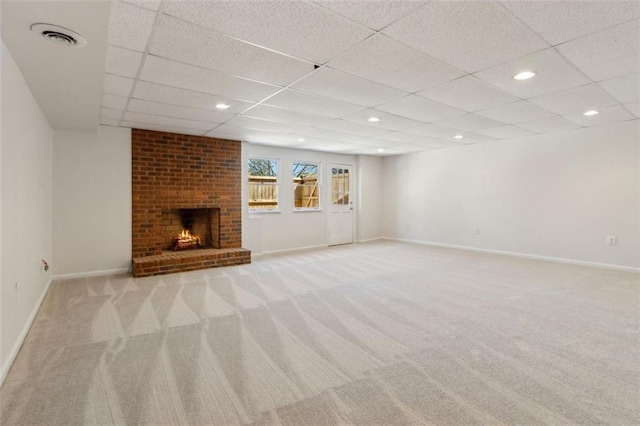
(300, 141), (363, 153)
(123, 0), (161, 11)
(342, 108), (424, 131)
(102, 94), (128, 110)
(101, 108), (123, 120)
(516, 116), (581, 133)
(625, 102), (639, 117)
(417, 76), (518, 112)
(127, 99), (234, 123)
(474, 48), (590, 99)
(313, 1), (425, 31)
(327, 34), (463, 92)
(476, 101), (554, 124)
(206, 124), (288, 144)
(403, 123), (462, 139)
(382, 1), (547, 73)
(475, 125), (534, 139)
(314, 118), (391, 137)
(434, 113), (507, 132)
(598, 73), (639, 104)
(103, 74), (134, 97)
(290, 67), (406, 107)
(108, 1), (156, 52)
(563, 105), (634, 127)
(100, 118), (120, 127)
(556, 20), (639, 81)
(150, 15), (314, 87)
(501, 1), (640, 46)
(263, 89), (365, 118)
(376, 94), (465, 122)
(105, 46), (143, 78)
(529, 84), (617, 115)
(296, 127), (373, 145)
(164, 0), (373, 64)
(123, 111), (217, 131)
(139, 56), (281, 102)
(121, 121), (205, 136)
(242, 105), (326, 126)
(387, 144), (432, 153)
(456, 133), (498, 144)
(225, 115), (305, 134)
(374, 132), (446, 146)
(132, 81), (254, 113)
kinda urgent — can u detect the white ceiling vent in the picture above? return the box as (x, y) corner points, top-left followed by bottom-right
(30, 23), (87, 48)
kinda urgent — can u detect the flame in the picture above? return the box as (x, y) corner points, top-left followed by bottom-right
(177, 229), (201, 243)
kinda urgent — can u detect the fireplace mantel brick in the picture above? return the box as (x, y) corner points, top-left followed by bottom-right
(131, 129), (250, 277)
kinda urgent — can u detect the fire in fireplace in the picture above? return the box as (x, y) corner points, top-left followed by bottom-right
(162, 208), (220, 252)
(171, 229), (202, 251)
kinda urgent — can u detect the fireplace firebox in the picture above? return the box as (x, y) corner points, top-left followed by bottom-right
(162, 208), (220, 251)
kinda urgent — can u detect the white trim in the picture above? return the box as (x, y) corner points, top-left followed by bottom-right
(252, 243), (329, 260)
(52, 267), (130, 280)
(1, 278), (53, 386)
(383, 237), (640, 273)
(356, 237), (383, 244)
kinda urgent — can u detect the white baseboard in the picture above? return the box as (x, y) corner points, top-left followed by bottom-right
(0, 277), (53, 386)
(52, 267), (130, 280)
(252, 244), (329, 260)
(383, 237), (640, 273)
(356, 237), (383, 243)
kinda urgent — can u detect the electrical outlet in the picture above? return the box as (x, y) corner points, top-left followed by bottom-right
(607, 236), (617, 246)
(473, 227), (480, 235)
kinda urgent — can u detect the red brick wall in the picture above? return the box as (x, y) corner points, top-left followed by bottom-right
(132, 129), (243, 258)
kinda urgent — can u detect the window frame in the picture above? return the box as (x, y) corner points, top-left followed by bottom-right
(292, 160), (322, 212)
(248, 157), (280, 213)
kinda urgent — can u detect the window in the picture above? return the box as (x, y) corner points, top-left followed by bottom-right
(248, 158), (279, 211)
(293, 162), (320, 210)
(331, 167), (350, 205)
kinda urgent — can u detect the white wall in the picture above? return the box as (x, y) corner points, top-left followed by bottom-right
(356, 154), (383, 242)
(1, 40), (53, 380)
(243, 143), (371, 255)
(383, 120), (640, 269)
(49, 133), (384, 271)
(52, 126), (131, 277)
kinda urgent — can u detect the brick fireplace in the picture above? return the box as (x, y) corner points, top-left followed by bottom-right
(131, 129), (250, 277)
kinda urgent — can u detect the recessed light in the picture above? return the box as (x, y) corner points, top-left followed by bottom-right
(377, 148), (385, 153)
(453, 134), (464, 139)
(297, 138), (305, 142)
(583, 110), (599, 116)
(368, 117), (380, 123)
(215, 103), (230, 110)
(513, 71), (535, 80)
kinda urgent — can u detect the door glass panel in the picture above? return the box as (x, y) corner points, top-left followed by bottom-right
(332, 168), (339, 205)
(343, 169), (349, 204)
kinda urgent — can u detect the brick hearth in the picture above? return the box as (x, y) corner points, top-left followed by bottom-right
(131, 129), (250, 277)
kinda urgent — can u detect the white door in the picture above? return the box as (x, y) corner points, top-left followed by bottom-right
(328, 164), (354, 246)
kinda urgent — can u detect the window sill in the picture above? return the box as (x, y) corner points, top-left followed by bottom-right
(249, 209), (281, 215)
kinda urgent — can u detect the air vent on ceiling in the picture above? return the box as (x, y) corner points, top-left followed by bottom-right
(30, 23), (87, 48)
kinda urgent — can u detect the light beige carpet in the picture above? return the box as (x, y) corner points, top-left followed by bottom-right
(1, 241), (638, 425)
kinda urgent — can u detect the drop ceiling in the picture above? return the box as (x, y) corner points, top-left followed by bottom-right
(3, 1), (639, 155)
